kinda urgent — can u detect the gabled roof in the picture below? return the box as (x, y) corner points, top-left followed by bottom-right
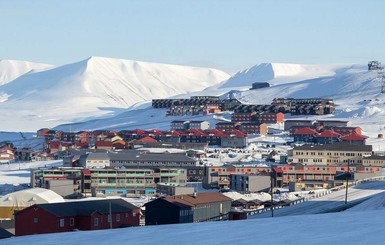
(182, 129), (205, 137)
(273, 167), (283, 173)
(162, 130), (181, 137)
(341, 132), (368, 141)
(223, 129), (247, 138)
(203, 129), (225, 137)
(147, 129), (164, 137)
(316, 130), (341, 138)
(112, 139), (126, 145)
(19, 199), (139, 217)
(293, 127), (317, 135)
(158, 192), (232, 207)
(137, 136), (157, 143)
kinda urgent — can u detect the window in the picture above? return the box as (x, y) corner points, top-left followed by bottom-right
(94, 217), (99, 226)
(59, 218), (65, 227)
(33, 217), (38, 223)
(116, 214), (121, 222)
(70, 218), (75, 226)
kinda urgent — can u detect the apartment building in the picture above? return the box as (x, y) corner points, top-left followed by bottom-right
(287, 143), (373, 165)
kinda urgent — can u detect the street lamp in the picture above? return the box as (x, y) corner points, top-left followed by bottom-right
(345, 160), (350, 204)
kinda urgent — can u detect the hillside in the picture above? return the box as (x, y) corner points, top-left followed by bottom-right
(217, 62), (349, 89)
(54, 63), (385, 144)
(0, 57), (230, 131)
(0, 59), (53, 87)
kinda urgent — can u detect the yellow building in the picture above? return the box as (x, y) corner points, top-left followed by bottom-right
(288, 143), (372, 165)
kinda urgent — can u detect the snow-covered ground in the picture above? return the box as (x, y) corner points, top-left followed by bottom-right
(4, 192), (385, 244)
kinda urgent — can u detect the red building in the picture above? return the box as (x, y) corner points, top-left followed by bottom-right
(255, 112), (284, 124)
(231, 112), (257, 123)
(238, 123), (268, 134)
(15, 199), (140, 236)
(215, 122), (241, 133)
(341, 131), (368, 145)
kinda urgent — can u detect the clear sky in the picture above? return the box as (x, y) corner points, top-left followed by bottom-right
(1, 0), (385, 73)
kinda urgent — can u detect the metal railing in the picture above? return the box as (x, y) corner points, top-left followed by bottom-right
(244, 176), (385, 217)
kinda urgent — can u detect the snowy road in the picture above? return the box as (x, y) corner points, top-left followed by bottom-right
(252, 181), (385, 218)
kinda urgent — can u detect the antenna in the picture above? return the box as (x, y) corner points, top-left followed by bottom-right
(369, 61), (385, 93)
(378, 67), (385, 93)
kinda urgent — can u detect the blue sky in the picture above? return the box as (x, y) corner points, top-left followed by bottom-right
(1, 0), (385, 73)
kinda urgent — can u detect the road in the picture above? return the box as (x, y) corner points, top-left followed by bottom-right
(250, 181), (385, 219)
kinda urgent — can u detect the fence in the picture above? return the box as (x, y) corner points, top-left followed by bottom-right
(244, 176), (385, 217)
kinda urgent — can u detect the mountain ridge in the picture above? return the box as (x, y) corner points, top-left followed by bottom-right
(0, 56), (230, 131)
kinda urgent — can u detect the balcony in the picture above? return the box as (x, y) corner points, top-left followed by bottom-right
(126, 173), (145, 177)
(92, 173), (117, 177)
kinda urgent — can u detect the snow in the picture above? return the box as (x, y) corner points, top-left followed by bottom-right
(218, 62), (349, 89)
(2, 58), (385, 144)
(0, 59), (53, 86)
(1, 160), (385, 243)
(4, 189), (385, 244)
(4, 60), (385, 243)
(0, 56), (230, 131)
(48, 61), (385, 148)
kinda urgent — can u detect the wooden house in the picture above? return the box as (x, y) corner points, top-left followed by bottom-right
(15, 199), (140, 236)
(144, 192), (232, 225)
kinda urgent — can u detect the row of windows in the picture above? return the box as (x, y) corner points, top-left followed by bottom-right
(34, 213), (134, 228)
(295, 151), (364, 157)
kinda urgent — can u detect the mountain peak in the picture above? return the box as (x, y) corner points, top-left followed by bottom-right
(0, 59), (53, 86)
(219, 62), (351, 89)
(0, 56), (230, 131)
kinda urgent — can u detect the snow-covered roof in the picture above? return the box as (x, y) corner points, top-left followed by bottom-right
(0, 188), (65, 207)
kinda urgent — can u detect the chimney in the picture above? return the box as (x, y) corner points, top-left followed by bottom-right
(193, 192), (197, 198)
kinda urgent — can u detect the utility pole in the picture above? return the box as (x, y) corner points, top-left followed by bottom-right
(345, 160), (350, 204)
(270, 170), (274, 217)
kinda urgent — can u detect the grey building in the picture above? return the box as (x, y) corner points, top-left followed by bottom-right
(171, 120), (190, 130)
(108, 151), (199, 168)
(45, 179), (75, 197)
(284, 119), (316, 131)
(78, 152), (110, 168)
(189, 121), (210, 130)
(229, 174), (270, 192)
(157, 183), (195, 196)
(221, 136), (247, 148)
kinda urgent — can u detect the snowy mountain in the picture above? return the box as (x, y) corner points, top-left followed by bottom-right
(0, 56), (230, 131)
(0, 59), (53, 86)
(217, 62), (349, 89)
(52, 62), (385, 150)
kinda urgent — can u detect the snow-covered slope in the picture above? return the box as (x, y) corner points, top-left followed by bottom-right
(0, 59), (53, 86)
(218, 62), (349, 89)
(0, 56), (230, 131)
(54, 62), (385, 146)
(4, 204), (385, 244)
